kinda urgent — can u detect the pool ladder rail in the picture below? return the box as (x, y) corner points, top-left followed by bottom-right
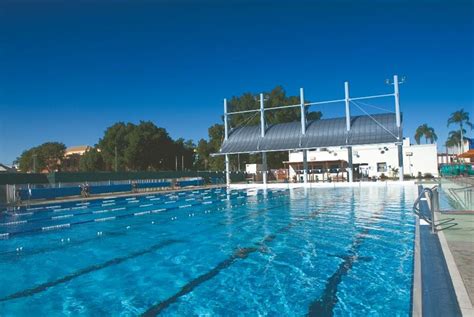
(413, 185), (457, 234)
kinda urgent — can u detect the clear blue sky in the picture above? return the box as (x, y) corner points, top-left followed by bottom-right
(0, 0), (472, 164)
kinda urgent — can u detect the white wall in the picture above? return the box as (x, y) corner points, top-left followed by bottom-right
(288, 139), (438, 178)
(245, 164), (263, 174)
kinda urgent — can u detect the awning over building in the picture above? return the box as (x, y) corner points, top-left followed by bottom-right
(458, 149), (474, 159)
(218, 113), (400, 155)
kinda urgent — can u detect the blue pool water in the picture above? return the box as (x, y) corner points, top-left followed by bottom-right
(0, 186), (417, 316)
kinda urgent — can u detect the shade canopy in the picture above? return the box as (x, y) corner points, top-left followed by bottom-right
(217, 113), (400, 155)
(458, 149), (474, 159)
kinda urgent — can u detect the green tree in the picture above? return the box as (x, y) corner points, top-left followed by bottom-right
(207, 124), (225, 170)
(414, 124), (438, 144)
(16, 142), (66, 172)
(39, 142), (66, 172)
(445, 129), (467, 154)
(124, 121), (175, 171)
(195, 139), (211, 170)
(98, 122), (136, 171)
(447, 109), (473, 152)
(79, 147), (105, 171)
(17, 147), (42, 173)
(173, 138), (195, 171)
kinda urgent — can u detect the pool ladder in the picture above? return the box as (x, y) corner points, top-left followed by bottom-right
(412, 185), (457, 233)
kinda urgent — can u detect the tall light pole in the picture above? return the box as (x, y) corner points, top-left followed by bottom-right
(393, 75), (404, 182)
(114, 145), (118, 172)
(32, 153), (37, 173)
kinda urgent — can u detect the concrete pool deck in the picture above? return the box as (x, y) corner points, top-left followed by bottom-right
(437, 211), (474, 316)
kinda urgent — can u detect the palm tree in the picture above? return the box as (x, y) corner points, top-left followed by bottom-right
(447, 109), (473, 153)
(446, 129), (467, 154)
(414, 124), (438, 144)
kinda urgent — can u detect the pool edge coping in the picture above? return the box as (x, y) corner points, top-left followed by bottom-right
(434, 211), (473, 316)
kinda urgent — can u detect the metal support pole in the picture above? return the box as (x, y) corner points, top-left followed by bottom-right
(344, 82), (351, 133)
(224, 98), (230, 186)
(225, 154), (230, 187)
(347, 147), (353, 183)
(262, 152), (268, 186)
(394, 75), (404, 181)
(303, 149), (308, 184)
(300, 88), (308, 184)
(300, 88), (306, 134)
(260, 93), (265, 137)
(224, 98), (228, 141)
(260, 93), (267, 186)
(345, 81), (353, 182)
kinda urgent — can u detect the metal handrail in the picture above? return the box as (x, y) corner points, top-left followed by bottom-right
(413, 185), (457, 233)
(413, 186), (436, 233)
(448, 185), (473, 210)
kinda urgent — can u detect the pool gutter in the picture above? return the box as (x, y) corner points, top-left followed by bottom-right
(413, 216), (422, 317)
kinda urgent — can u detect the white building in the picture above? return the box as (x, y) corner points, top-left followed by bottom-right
(285, 138), (438, 181)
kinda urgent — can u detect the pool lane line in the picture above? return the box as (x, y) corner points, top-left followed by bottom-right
(0, 189), (281, 239)
(0, 190), (252, 238)
(0, 192), (292, 301)
(141, 196), (327, 316)
(0, 189), (282, 260)
(3, 187), (259, 236)
(5, 187), (249, 224)
(11, 187), (227, 217)
(0, 190), (290, 261)
(306, 197), (390, 317)
(0, 189), (227, 226)
(6, 187), (250, 221)
(306, 229), (370, 317)
(141, 246), (259, 317)
(2, 188), (228, 223)
(0, 231), (127, 261)
(0, 239), (184, 303)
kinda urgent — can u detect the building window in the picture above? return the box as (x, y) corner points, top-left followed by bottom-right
(377, 162), (387, 172)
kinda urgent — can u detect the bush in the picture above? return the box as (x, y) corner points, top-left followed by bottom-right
(380, 173), (388, 181)
(417, 172), (423, 179)
(423, 173), (434, 179)
(403, 174), (414, 180)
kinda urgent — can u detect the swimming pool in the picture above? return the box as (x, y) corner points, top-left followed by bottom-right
(0, 186), (417, 316)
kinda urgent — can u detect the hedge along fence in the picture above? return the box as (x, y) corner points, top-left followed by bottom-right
(0, 171), (245, 186)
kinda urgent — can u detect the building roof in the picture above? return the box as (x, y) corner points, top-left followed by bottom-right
(458, 149), (474, 159)
(218, 113), (400, 155)
(0, 163), (15, 173)
(65, 145), (91, 155)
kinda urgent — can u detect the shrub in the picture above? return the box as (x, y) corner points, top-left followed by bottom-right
(423, 173), (434, 179)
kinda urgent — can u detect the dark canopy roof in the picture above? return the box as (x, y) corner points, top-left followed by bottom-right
(218, 113), (400, 155)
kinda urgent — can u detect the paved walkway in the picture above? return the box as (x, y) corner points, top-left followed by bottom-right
(438, 212), (474, 304)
